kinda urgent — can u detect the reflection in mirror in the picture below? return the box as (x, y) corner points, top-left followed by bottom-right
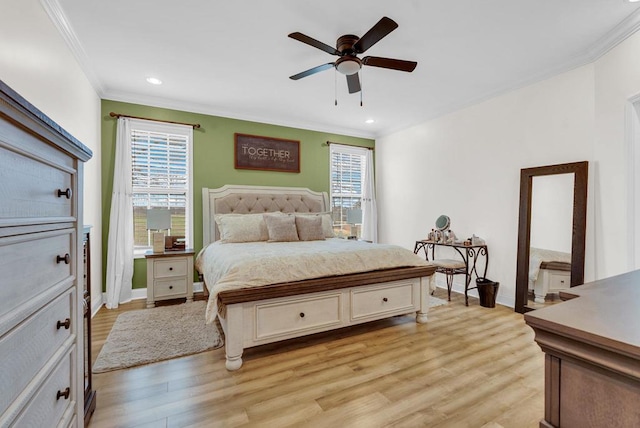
(528, 174), (574, 309)
(515, 161), (588, 314)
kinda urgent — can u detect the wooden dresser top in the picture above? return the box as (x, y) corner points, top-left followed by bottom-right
(525, 269), (640, 359)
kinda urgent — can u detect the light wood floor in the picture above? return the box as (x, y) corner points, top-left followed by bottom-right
(88, 289), (545, 428)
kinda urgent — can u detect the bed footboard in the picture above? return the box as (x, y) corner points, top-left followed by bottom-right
(218, 274), (433, 371)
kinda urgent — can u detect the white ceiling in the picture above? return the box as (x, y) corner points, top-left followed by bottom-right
(48, 0), (640, 139)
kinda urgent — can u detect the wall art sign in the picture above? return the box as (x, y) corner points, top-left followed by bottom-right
(234, 133), (300, 173)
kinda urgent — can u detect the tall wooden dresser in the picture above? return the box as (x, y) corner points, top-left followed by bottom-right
(0, 81), (92, 426)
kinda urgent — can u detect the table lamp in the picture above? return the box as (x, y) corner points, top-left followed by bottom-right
(146, 208), (171, 253)
(346, 208), (362, 239)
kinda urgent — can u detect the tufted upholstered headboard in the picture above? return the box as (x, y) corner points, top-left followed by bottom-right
(202, 185), (330, 246)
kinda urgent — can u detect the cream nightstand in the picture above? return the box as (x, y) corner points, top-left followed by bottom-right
(145, 249), (195, 308)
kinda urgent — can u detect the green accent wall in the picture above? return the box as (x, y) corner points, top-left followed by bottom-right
(101, 100), (374, 290)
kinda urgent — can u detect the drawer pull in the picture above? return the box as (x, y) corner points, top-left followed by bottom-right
(56, 387), (70, 400)
(57, 188), (72, 199)
(56, 318), (71, 330)
(299, 312), (305, 318)
(382, 297), (388, 302)
(56, 253), (70, 264)
(169, 267), (173, 271)
(169, 285), (173, 290)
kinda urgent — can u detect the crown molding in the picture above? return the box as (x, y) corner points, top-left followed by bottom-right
(40, 0), (105, 96)
(102, 89), (376, 140)
(584, 6), (640, 61)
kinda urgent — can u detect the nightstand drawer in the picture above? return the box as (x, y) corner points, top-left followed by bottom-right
(154, 278), (187, 299)
(154, 258), (188, 278)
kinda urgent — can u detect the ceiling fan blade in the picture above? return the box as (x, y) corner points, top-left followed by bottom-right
(289, 63), (335, 80)
(363, 56), (417, 72)
(288, 32), (340, 56)
(346, 73), (361, 94)
(354, 17), (398, 53)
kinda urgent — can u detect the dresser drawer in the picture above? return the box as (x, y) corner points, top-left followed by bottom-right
(0, 143), (74, 223)
(0, 229), (73, 328)
(0, 289), (74, 415)
(154, 258), (187, 278)
(154, 278), (187, 299)
(351, 281), (416, 321)
(10, 348), (74, 428)
(255, 293), (342, 340)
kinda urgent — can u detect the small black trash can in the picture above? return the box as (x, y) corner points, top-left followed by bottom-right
(476, 278), (499, 308)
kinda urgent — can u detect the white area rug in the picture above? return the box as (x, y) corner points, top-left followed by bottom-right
(93, 301), (222, 373)
(429, 296), (448, 308)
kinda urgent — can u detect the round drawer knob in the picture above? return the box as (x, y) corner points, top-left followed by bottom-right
(382, 297), (388, 302)
(56, 318), (71, 330)
(299, 312), (305, 318)
(169, 285), (173, 290)
(169, 267), (173, 271)
(56, 387), (70, 400)
(56, 253), (70, 265)
(57, 188), (72, 199)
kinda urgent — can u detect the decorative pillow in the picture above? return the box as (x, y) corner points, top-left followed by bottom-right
(264, 213), (299, 242)
(295, 215), (325, 241)
(295, 212), (335, 238)
(214, 213), (269, 243)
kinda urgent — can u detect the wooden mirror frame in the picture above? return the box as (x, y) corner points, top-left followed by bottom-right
(515, 161), (588, 313)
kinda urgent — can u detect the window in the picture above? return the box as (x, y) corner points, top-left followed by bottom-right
(130, 119), (193, 256)
(329, 144), (368, 238)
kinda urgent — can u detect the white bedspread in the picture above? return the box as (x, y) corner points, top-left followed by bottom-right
(196, 238), (431, 323)
(529, 247), (571, 285)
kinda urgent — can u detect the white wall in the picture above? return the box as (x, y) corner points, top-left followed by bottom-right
(377, 65), (595, 308)
(593, 32), (640, 277)
(378, 29), (640, 307)
(0, 0), (103, 313)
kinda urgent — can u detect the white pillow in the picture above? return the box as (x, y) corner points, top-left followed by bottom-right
(295, 212), (335, 238)
(214, 213), (269, 243)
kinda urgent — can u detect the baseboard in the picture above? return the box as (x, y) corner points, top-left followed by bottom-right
(433, 274), (514, 309)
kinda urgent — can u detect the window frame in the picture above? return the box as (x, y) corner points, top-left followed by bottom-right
(129, 119), (193, 258)
(329, 144), (368, 238)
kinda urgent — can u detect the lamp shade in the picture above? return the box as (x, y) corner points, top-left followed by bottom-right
(346, 208), (362, 224)
(146, 208), (171, 230)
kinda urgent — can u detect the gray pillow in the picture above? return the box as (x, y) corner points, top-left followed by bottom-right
(295, 215), (325, 241)
(264, 214), (299, 242)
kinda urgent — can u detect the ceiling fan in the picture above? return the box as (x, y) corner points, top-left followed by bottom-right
(288, 17), (417, 94)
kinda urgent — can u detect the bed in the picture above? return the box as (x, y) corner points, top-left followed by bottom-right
(528, 247), (572, 303)
(196, 184), (437, 370)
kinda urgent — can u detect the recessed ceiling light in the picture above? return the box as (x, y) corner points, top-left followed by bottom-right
(627, 0), (640, 3)
(146, 77), (162, 85)
(365, 119), (375, 124)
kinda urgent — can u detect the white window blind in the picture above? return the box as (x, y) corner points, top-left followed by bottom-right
(130, 119), (192, 253)
(329, 144), (367, 238)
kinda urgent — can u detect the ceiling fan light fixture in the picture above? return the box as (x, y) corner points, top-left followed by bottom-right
(335, 57), (361, 75)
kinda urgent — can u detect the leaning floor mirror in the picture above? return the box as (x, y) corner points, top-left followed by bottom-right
(515, 161), (588, 313)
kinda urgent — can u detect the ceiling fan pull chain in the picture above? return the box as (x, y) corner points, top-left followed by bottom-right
(334, 68), (338, 106)
(360, 73), (364, 107)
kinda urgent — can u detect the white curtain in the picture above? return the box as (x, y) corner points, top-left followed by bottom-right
(361, 149), (378, 243)
(105, 117), (134, 309)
